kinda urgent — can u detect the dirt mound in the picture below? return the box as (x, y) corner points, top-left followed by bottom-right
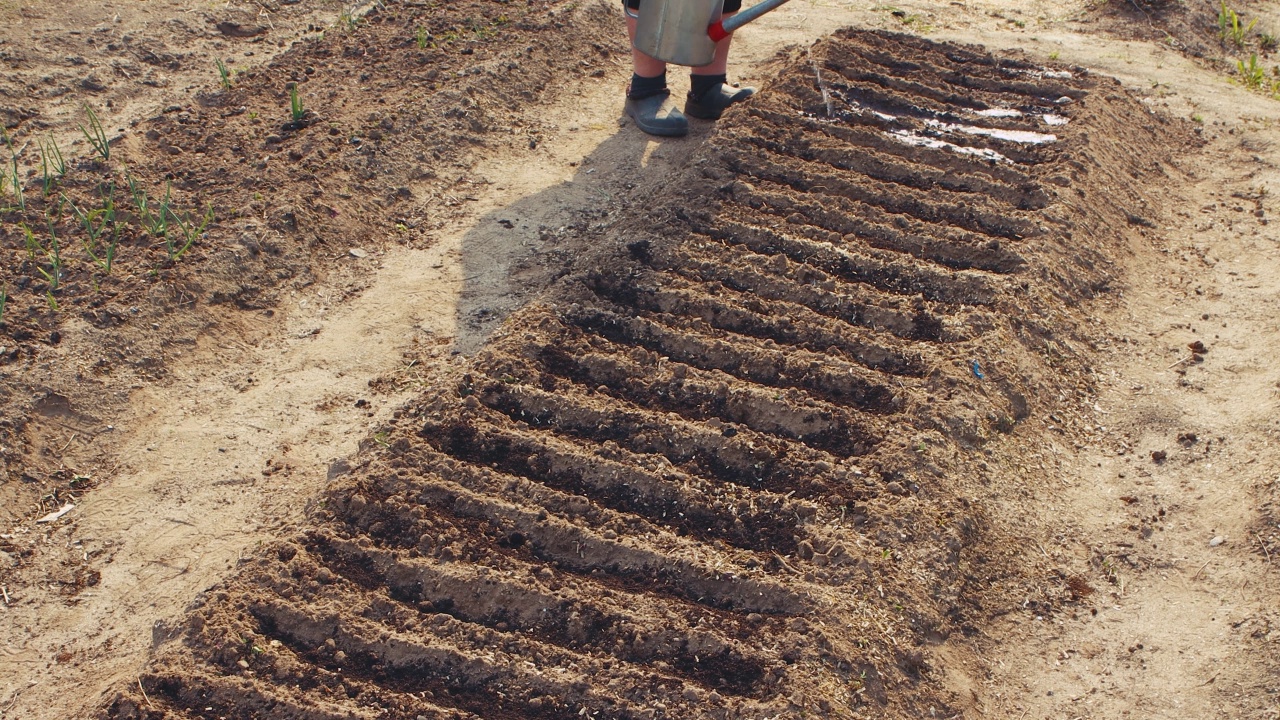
(106, 29), (1187, 720)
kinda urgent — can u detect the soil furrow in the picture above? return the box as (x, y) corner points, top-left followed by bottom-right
(698, 200), (1005, 302)
(597, 257), (926, 376)
(317, 538), (772, 696)
(473, 381), (844, 497)
(736, 114), (1050, 210)
(571, 276), (902, 405)
(721, 146), (1040, 242)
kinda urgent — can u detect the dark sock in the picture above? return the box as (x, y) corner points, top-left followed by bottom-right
(628, 71), (668, 100)
(689, 73), (727, 100)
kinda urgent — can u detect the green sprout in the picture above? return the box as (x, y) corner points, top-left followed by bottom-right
(216, 58), (232, 89)
(39, 136), (67, 197)
(0, 285), (8, 324)
(165, 201), (214, 261)
(337, 3), (361, 31)
(1218, 0), (1257, 48)
(1238, 53), (1268, 90)
(128, 173), (169, 239)
(69, 183), (121, 274)
(37, 216), (64, 291)
(289, 84), (305, 122)
(19, 222), (39, 259)
(79, 105), (111, 162)
(416, 26), (431, 49)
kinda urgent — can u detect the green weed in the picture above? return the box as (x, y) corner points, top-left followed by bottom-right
(1261, 32), (1278, 52)
(216, 57), (232, 89)
(1218, 0), (1257, 48)
(288, 84), (305, 122)
(0, 285), (7, 324)
(80, 105), (111, 162)
(415, 26), (432, 49)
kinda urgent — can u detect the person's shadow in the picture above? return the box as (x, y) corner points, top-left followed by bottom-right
(450, 112), (719, 354)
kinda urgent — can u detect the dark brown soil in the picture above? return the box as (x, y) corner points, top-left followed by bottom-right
(1094, 0), (1275, 67)
(102, 28), (1190, 720)
(0, 0), (620, 529)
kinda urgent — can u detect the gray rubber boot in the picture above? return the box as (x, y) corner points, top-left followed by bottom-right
(684, 83), (756, 120)
(624, 91), (689, 137)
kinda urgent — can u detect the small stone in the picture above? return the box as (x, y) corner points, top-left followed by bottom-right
(334, 650), (347, 663)
(237, 659), (250, 669)
(349, 247), (369, 258)
(1209, 536), (1225, 547)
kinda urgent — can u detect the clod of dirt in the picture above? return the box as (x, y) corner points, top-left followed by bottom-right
(215, 21), (268, 38)
(1152, 450), (1168, 463)
(1187, 340), (1208, 353)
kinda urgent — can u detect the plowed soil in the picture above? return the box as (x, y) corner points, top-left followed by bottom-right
(3, 0), (1280, 719)
(113, 26), (1185, 720)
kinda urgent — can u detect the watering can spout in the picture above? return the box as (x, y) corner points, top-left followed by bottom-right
(710, 0), (792, 42)
(630, 0), (794, 67)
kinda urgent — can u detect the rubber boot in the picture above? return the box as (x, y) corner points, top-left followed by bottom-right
(625, 90), (689, 137)
(684, 83), (756, 120)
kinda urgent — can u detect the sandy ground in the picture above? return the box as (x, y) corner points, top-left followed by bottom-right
(1, 0), (1278, 717)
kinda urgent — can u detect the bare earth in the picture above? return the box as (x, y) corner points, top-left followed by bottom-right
(0, 0), (1277, 718)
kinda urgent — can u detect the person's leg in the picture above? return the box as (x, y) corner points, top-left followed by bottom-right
(686, 0), (755, 120)
(622, 0), (688, 136)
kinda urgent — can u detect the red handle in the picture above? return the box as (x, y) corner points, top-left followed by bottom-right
(708, 19), (730, 42)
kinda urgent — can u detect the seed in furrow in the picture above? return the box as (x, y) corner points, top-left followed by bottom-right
(581, 268), (911, 394)
(135, 671), (403, 720)
(723, 173), (1029, 276)
(762, 80), (1050, 168)
(565, 295), (906, 412)
(746, 105), (1037, 187)
(389, 473), (811, 614)
(473, 380), (849, 498)
(840, 29), (1060, 82)
(250, 599), (663, 720)
(620, 250), (928, 376)
(421, 411), (812, 552)
(649, 238), (941, 367)
(317, 538), (772, 696)
(696, 207), (993, 308)
(735, 114), (1049, 210)
(530, 330), (882, 458)
(719, 143), (1039, 243)
(823, 44), (1085, 106)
